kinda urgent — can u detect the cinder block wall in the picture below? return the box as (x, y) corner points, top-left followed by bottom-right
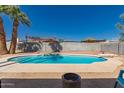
(101, 42), (124, 54)
(101, 43), (119, 54)
(60, 42), (101, 51)
(16, 42), (124, 55)
(120, 42), (124, 54)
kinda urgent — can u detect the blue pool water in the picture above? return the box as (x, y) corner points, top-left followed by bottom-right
(8, 54), (107, 64)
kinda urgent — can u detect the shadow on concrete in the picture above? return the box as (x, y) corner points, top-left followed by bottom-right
(1, 78), (123, 88)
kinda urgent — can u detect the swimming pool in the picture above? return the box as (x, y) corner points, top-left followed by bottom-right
(8, 54), (107, 64)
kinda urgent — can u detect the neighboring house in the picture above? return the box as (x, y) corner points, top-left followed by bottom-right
(26, 36), (56, 42)
(81, 39), (106, 43)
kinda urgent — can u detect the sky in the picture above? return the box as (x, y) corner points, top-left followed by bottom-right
(1, 5), (124, 41)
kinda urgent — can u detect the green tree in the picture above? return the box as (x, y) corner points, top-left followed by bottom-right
(116, 13), (124, 41)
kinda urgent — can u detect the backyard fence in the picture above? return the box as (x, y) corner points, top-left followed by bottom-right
(101, 42), (124, 54)
(16, 41), (124, 55)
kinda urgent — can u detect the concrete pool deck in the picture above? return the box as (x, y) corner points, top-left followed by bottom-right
(0, 52), (123, 79)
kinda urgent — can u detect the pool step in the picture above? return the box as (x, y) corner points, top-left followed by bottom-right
(0, 61), (16, 67)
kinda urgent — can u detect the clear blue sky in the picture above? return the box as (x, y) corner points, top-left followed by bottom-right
(2, 5), (124, 41)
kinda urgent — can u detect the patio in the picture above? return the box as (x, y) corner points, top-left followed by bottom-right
(1, 78), (122, 88)
(0, 51), (124, 88)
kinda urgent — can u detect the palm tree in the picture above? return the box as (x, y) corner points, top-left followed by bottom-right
(0, 6), (9, 54)
(8, 6), (30, 54)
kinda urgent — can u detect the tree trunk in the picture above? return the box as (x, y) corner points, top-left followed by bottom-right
(0, 16), (8, 55)
(9, 18), (19, 54)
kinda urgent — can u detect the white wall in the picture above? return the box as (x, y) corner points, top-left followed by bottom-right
(17, 42), (124, 54)
(60, 42), (101, 51)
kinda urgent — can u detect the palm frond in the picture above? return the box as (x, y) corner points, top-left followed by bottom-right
(0, 5), (31, 27)
(18, 12), (31, 26)
(116, 23), (124, 31)
(120, 13), (124, 20)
